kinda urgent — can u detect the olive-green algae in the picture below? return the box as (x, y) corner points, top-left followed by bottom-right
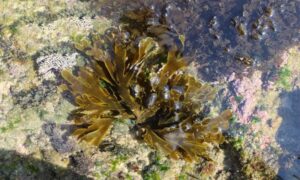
(277, 66), (292, 91)
(62, 29), (232, 162)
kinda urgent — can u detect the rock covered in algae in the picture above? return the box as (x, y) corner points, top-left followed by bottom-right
(2, 0), (298, 179)
(0, 0), (113, 179)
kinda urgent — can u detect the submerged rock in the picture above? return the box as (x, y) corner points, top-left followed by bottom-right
(92, 0), (300, 81)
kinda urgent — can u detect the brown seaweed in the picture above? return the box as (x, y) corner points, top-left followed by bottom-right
(62, 29), (232, 162)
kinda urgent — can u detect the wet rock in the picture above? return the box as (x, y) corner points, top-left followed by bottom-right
(69, 151), (94, 176)
(11, 80), (57, 109)
(42, 122), (75, 154)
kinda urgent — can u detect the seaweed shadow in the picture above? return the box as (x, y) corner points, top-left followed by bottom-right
(0, 149), (92, 180)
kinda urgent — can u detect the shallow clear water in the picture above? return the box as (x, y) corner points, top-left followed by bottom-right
(94, 0), (300, 81)
(93, 1), (300, 178)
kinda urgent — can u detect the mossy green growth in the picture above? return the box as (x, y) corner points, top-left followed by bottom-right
(277, 66), (292, 90)
(38, 109), (49, 119)
(232, 137), (245, 150)
(178, 174), (188, 180)
(152, 154), (170, 172)
(70, 33), (85, 45)
(251, 116), (261, 124)
(103, 155), (128, 177)
(111, 155), (128, 172)
(142, 153), (170, 179)
(8, 21), (20, 35)
(144, 172), (161, 180)
(125, 174), (134, 180)
(24, 162), (40, 174)
(234, 95), (243, 103)
(229, 115), (238, 124)
(0, 116), (21, 133)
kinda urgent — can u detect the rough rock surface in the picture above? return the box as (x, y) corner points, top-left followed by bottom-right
(224, 46), (300, 179)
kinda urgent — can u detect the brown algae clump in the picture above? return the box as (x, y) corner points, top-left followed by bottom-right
(61, 29), (232, 162)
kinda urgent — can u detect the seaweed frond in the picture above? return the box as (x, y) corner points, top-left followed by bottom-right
(62, 35), (161, 145)
(62, 29), (232, 161)
(141, 110), (232, 162)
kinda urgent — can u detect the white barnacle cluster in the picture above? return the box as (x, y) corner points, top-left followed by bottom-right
(36, 53), (78, 79)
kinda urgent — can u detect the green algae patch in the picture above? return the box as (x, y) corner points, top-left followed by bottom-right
(178, 174), (188, 180)
(251, 116), (262, 124)
(102, 155), (129, 177)
(142, 152), (171, 179)
(0, 116), (21, 133)
(0, 108), (24, 134)
(277, 66), (292, 90)
(276, 46), (300, 91)
(144, 172), (161, 180)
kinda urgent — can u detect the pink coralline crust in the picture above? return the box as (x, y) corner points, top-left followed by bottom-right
(260, 136), (271, 149)
(274, 51), (289, 68)
(229, 96), (245, 122)
(254, 110), (269, 123)
(228, 72), (276, 151)
(228, 72), (263, 124)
